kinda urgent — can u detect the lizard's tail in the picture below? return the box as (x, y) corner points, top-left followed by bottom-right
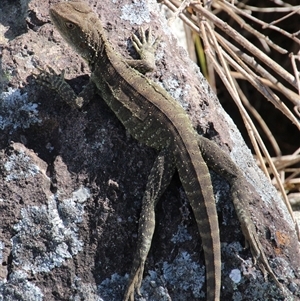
(176, 143), (221, 301)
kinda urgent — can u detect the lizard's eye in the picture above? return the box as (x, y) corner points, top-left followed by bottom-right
(65, 22), (75, 29)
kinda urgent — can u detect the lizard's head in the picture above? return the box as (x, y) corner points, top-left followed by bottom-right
(50, 1), (104, 63)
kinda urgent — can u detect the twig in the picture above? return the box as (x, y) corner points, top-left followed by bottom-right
(190, 2), (299, 90)
(215, 1), (289, 53)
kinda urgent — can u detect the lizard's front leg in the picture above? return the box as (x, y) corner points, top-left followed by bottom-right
(126, 27), (159, 74)
(123, 148), (175, 301)
(36, 67), (96, 109)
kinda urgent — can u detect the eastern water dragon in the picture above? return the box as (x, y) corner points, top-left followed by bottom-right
(37, 1), (284, 300)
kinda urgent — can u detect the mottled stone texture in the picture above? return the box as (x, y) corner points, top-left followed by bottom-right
(0, 0), (299, 300)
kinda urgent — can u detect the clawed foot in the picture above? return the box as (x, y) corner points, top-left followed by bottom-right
(123, 263), (145, 301)
(35, 65), (64, 86)
(35, 65), (67, 93)
(231, 186), (284, 292)
(132, 27), (159, 56)
(34, 66), (84, 109)
(128, 27), (160, 73)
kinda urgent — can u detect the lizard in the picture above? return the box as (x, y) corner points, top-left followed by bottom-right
(37, 1), (284, 300)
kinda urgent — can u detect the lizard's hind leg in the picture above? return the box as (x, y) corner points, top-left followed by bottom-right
(197, 135), (284, 293)
(123, 148), (175, 301)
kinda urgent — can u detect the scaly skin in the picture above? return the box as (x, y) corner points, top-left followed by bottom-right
(37, 1), (283, 300)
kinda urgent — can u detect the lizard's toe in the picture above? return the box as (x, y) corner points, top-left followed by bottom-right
(123, 265), (144, 301)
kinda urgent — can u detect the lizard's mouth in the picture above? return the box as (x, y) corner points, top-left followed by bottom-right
(49, 8), (59, 29)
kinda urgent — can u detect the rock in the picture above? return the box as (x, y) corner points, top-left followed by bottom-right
(0, 0), (299, 300)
